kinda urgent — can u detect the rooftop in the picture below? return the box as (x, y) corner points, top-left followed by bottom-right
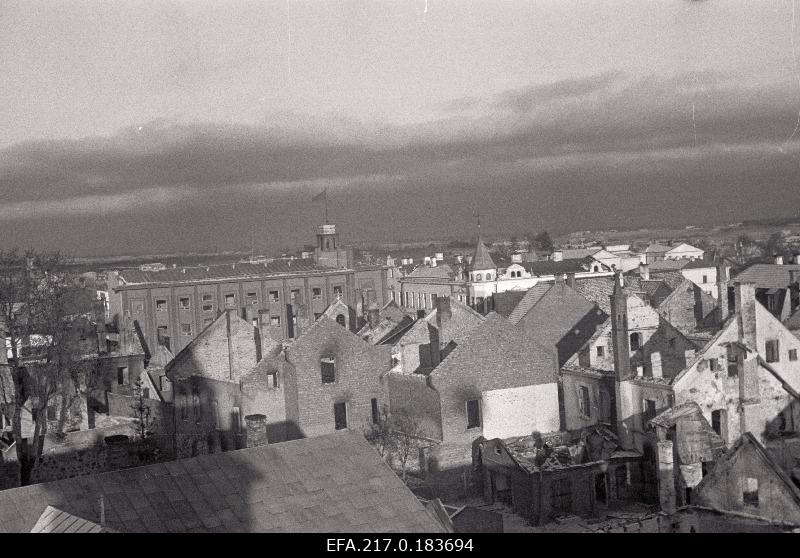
(0, 431), (445, 533)
(732, 263), (800, 289)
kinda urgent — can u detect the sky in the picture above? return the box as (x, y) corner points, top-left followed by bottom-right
(3, 0), (800, 256)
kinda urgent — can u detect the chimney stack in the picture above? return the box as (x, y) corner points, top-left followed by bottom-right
(734, 282), (760, 435)
(684, 349), (695, 364)
(367, 300), (381, 330)
(566, 272), (576, 288)
(639, 262), (650, 281)
(650, 352), (662, 378)
(794, 253), (800, 265)
(735, 282), (758, 349)
(774, 254), (784, 265)
(245, 414), (268, 448)
(552, 250), (563, 262)
(636, 365), (644, 377)
(555, 273), (566, 288)
(716, 257), (730, 325)
(435, 296), (452, 351)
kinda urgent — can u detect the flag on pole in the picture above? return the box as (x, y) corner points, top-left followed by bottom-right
(312, 188), (327, 202)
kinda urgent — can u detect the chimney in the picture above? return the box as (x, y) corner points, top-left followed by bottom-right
(435, 296), (452, 351)
(716, 257), (730, 325)
(511, 253), (523, 263)
(566, 272), (576, 288)
(555, 273), (566, 289)
(244, 414), (268, 448)
(639, 262), (650, 281)
(734, 282), (760, 434)
(656, 428), (677, 515)
(650, 352), (662, 378)
(610, 271), (631, 380)
(734, 282), (757, 349)
(636, 365), (644, 377)
(794, 253), (800, 265)
(99, 494), (106, 529)
(684, 349), (695, 364)
(774, 254), (784, 265)
(552, 250), (563, 262)
(367, 300), (381, 330)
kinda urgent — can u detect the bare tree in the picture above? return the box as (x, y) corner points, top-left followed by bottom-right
(0, 249), (90, 484)
(390, 409), (424, 482)
(363, 404), (395, 460)
(130, 377), (155, 441)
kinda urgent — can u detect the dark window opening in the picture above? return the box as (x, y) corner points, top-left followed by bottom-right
(155, 299), (167, 312)
(743, 478), (759, 507)
(321, 357), (336, 384)
(711, 409), (722, 436)
(268, 372), (278, 388)
(630, 332), (642, 351)
(579, 385), (591, 417)
(727, 345), (739, 378)
(596, 345), (605, 357)
(336, 314), (346, 327)
(642, 399), (657, 425)
(312, 287), (322, 300)
(117, 366), (128, 386)
(766, 339), (780, 363)
(179, 297), (190, 309)
(269, 291), (280, 303)
(246, 292), (258, 305)
(224, 293), (236, 307)
(790, 349), (798, 361)
(371, 398), (380, 424)
(334, 402), (348, 430)
(466, 399), (481, 429)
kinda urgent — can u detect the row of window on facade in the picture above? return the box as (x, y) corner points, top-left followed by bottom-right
(141, 285), (345, 315)
(395, 290), (476, 309)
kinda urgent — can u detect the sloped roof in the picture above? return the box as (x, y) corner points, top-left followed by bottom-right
(492, 290), (529, 318)
(430, 313), (557, 385)
(572, 277), (615, 313)
(694, 432), (800, 512)
(0, 431), (445, 533)
(648, 259), (690, 272)
(470, 238), (496, 271)
(645, 243), (671, 253)
(116, 260), (344, 288)
(408, 264), (454, 279)
(30, 506), (105, 533)
(732, 263), (800, 289)
(520, 257), (597, 277)
(507, 283), (553, 324)
(666, 243), (703, 254)
(683, 259), (715, 270)
(649, 402), (726, 463)
(561, 247), (602, 259)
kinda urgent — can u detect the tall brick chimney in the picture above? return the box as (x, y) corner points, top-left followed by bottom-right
(610, 271), (632, 448)
(639, 262), (650, 281)
(734, 282), (760, 435)
(245, 414), (268, 448)
(716, 257), (730, 325)
(435, 296), (452, 351)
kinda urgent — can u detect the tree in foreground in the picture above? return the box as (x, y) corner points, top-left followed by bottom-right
(364, 406), (424, 482)
(0, 249), (91, 484)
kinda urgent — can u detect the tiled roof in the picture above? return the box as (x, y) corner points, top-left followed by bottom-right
(571, 277), (615, 313)
(431, 313), (556, 385)
(30, 506), (105, 533)
(0, 431), (445, 533)
(682, 259), (715, 270)
(561, 247), (601, 259)
(116, 260), (344, 287)
(732, 263), (800, 289)
(507, 283), (553, 324)
(492, 290), (529, 318)
(470, 238), (496, 271)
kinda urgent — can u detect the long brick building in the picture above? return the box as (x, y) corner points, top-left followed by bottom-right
(109, 223), (389, 355)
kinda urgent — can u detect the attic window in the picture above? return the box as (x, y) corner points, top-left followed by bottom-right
(790, 349), (798, 362)
(596, 346), (605, 357)
(321, 356), (336, 384)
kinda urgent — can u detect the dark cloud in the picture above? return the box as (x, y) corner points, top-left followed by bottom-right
(3, 70), (800, 254)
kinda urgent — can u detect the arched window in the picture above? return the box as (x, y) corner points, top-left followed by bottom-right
(630, 332), (642, 351)
(336, 314), (346, 327)
(593, 265), (600, 272)
(486, 273), (492, 281)
(476, 273), (482, 281)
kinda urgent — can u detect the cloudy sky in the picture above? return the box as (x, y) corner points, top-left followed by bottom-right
(3, 0), (800, 256)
